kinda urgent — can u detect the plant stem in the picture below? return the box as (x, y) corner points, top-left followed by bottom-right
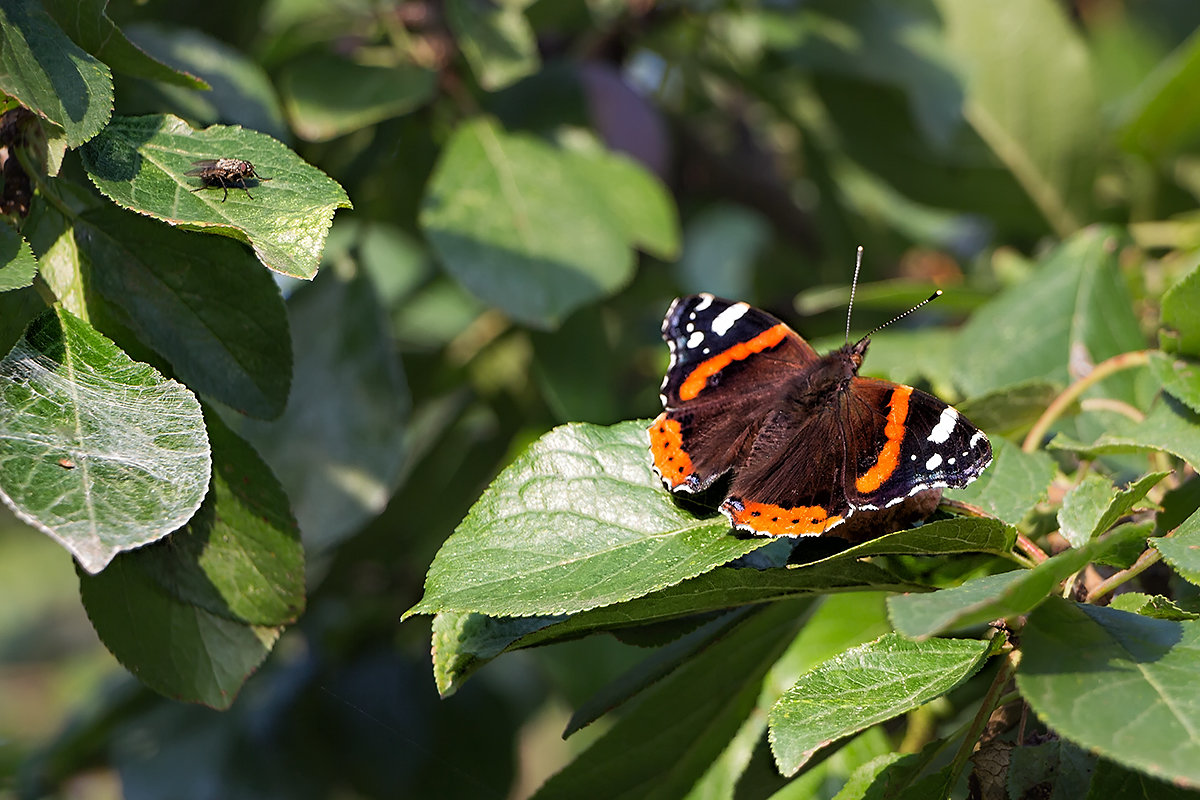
(1022, 350), (1153, 453)
(1085, 547), (1162, 603)
(944, 649), (1022, 790)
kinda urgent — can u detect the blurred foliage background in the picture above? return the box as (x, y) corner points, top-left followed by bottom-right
(6, 0), (1200, 797)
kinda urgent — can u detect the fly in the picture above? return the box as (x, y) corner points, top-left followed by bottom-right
(186, 158), (270, 202)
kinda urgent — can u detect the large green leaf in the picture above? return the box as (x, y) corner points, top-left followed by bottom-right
(1152, 505), (1200, 586)
(1150, 351), (1200, 415)
(768, 633), (995, 776)
(888, 523), (1150, 638)
(1049, 394), (1200, 471)
(1019, 598), (1200, 788)
(43, 0), (206, 90)
(278, 54), (436, 142)
(956, 228), (1146, 401)
(420, 118), (635, 328)
(80, 114), (351, 279)
(405, 420), (772, 619)
(936, 0), (1098, 235)
(222, 269), (408, 551)
(0, 308), (210, 573)
(532, 601), (808, 800)
(0, 0), (112, 148)
(75, 206), (292, 420)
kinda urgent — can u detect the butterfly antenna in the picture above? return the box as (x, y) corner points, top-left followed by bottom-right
(845, 246), (864, 347)
(854, 290), (943, 346)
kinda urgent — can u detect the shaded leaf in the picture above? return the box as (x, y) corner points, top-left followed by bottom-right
(532, 601), (807, 800)
(675, 204), (769, 300)
(1057, 472), (1166, 548)
(1007, 739), (1096, 800)
(43, 0), (206, 90)
(133, 408), (304, 627)
(1085, 757), (1200, 800)
(75, 206), (292, 420)
(888, 524), (1150, 638)
(0, 224), (36, 292)
(405, 420), (771, 619)
(80, 114), (351, 279)
(956, 228), (1144, 402)
(944, 437), (1056, 525)
(222, 268), (408, 551)
(279, 54), (436, 142)
(937, 0), (1097, 234)
(79, 555), (278, 709)
(0, 0), (113, 147)
(447, 0), (540, 92)
(1160, 256), (1200, 357)
(121, 24), (287, 140)
(769, 633), (995, 776)
(954, 379), (1061, 439)
(1119, 27), (1200, 160)
(420, 118), (634, 328)
(0, 308), (210, 573)
(1018, 598), (1200, 789)
(1150, 351), (1200, 415)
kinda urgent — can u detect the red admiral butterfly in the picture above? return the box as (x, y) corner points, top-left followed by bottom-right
(649, 266), (992, 542)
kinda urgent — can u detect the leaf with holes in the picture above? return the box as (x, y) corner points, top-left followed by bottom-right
(0, 308), (210, 573)
(79, 114), (351, 279)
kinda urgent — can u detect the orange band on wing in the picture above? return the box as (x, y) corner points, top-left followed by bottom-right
(855, 385), (912, 494)
(678, 323), (790, 401)
(649, 413), (694, 488)
(725, 500), (844, 536)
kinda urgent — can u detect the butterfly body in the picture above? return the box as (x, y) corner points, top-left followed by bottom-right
(650, 294), (991, 542)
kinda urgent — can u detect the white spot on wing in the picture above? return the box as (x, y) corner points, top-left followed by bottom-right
(687, 331), (704, 348)
(926, 453), (943, 471)
(711, 302), (749, 336)
(695, 294), (714, 311)
(970, 430), (987, 449)
(927, 407), (959, 444)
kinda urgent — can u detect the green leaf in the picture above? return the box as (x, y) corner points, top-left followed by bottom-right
(1057, 472), (1166, 549)
(0, 224), (36, 292)
(0, 0), (113, 147)
(120, 24), (287, 141)
(1007, 740), (1096, 800)
(1085, 757), (1200, 800)
(279, 54), (436, 142)
(675, 204), (769, 300)
(447, 0), (540, 92)
(954, 380), (1061, 439)
(1149, 351), (1200, 414)
(936, 0), (1097, 235)
(567, 146), (680, 261)
(1152, 505), (1200, 586)
(221, 269), (408, 551)
(944, 437), (1056, 525)
(80, 114), (351, 279)
(888, 524), (1149, 638)
(407, 420), (773, 619)
(956, 228), (1145, 401)
(1049, 394), (1200, 470)
(78, 555), (278, 709)
(430, 559), (922, 696)
(1109, 593), (1200, 621)
(531, 601), (808, 800)
(420, 118), (634, 328)
(133, 408), (304, 627)
(42, 0), (207, 90)
(1119, 27), (1200, 160)
(1018, 598), (1200, 789)
(1160, 257), (1200, 357)
(0, 308), (210, 573)
(75, 206), (292, 420)
(768, 633), (994, 776)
